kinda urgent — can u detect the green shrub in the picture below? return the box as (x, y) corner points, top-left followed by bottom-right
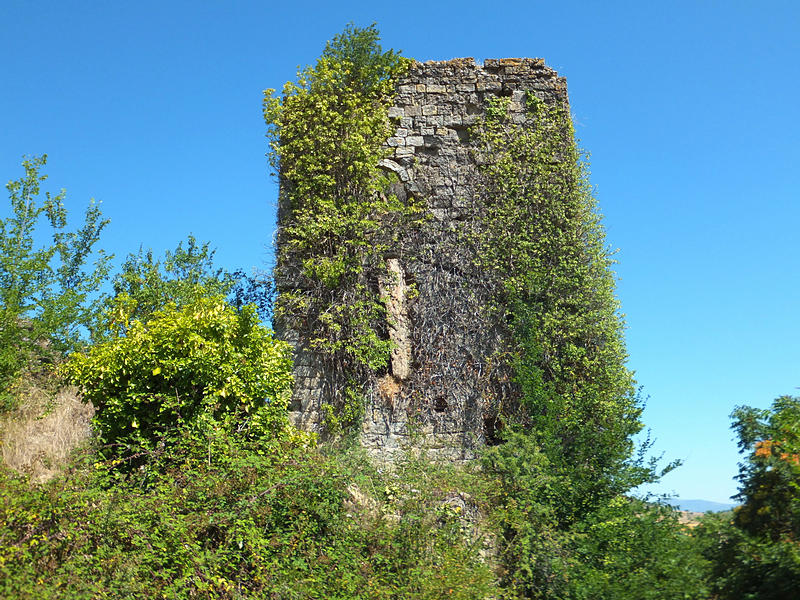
(0, 442), (496, 599)
(61, 296), (293, 462)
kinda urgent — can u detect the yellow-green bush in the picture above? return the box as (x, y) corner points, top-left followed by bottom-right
(61, 296), (293, 462)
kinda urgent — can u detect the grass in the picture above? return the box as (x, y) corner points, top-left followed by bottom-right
(0, 377), (93, 482)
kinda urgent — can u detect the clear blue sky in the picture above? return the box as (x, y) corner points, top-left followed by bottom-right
(2, 0), (798, 503)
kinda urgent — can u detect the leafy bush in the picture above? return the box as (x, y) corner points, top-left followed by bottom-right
(0, 441), (496, 599)
(62, 296), (293, 462)
(566, 497), (709, 600)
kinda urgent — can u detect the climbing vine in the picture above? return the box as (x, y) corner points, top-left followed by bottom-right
(264, 24), (418, 432)
(472, 93), (643, 518)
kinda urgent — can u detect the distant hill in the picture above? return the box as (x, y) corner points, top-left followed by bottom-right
(668, 498), (738, 513)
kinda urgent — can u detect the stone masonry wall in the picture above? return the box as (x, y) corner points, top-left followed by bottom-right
(279, 58), (569, 464)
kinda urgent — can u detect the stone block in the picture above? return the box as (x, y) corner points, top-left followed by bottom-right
(476, 81), (502, 92)
(421, 104), (438, 116)
(378, 158), (403, 173)
(387, 106), (404, 119)
(387, 137), (406, 147)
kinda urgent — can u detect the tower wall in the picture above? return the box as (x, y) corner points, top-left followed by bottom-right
(278, 58), (569, 463)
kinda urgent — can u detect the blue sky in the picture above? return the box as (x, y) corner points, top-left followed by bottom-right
(2, 0), (798, 503)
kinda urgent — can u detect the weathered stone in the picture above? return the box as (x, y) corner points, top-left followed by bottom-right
(475, 81), (502, 92)
(377, 158), (403, 173)
(379, 259), (411, 380)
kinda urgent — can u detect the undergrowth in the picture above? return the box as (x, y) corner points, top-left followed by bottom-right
(0, 437), (497, 599)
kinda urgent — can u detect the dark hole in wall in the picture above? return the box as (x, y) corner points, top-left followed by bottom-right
(433, 397), (448, 412)
(466, 103), (482, 115)
(483, 414), (504, 445)
(423, 135), (443, 149)
(418, 146), (439, 157)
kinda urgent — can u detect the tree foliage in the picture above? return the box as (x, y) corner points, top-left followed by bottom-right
(695, 396), (800, 599)
(0, 155), (110, 406)
(94, 235), (275, 340)
(731, 395), (800, 541)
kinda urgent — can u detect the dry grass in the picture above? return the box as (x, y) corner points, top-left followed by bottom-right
(0, 379), (94, 482)
(377, 374), (402, 407)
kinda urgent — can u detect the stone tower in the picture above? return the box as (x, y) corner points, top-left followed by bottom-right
(276, 58), (569, 463)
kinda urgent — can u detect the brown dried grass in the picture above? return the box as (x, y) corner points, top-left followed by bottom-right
(0, 379), (94, 482)
(377, 374), (402, 407)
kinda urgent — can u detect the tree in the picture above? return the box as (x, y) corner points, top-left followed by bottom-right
(94, 235), (275, 340)
(0, 155), (110, 405)
(731, 395), (800, 541)
(695, 396), (800, 599)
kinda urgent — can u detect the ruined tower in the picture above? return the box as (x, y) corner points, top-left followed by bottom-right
(275, 58), (570, 463)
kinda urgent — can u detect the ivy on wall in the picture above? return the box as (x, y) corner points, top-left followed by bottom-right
(472, 94), (644, 519)
(264, 25), (418, 433)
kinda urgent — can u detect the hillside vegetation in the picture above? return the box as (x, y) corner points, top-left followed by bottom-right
(1, 24), (798, 599)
